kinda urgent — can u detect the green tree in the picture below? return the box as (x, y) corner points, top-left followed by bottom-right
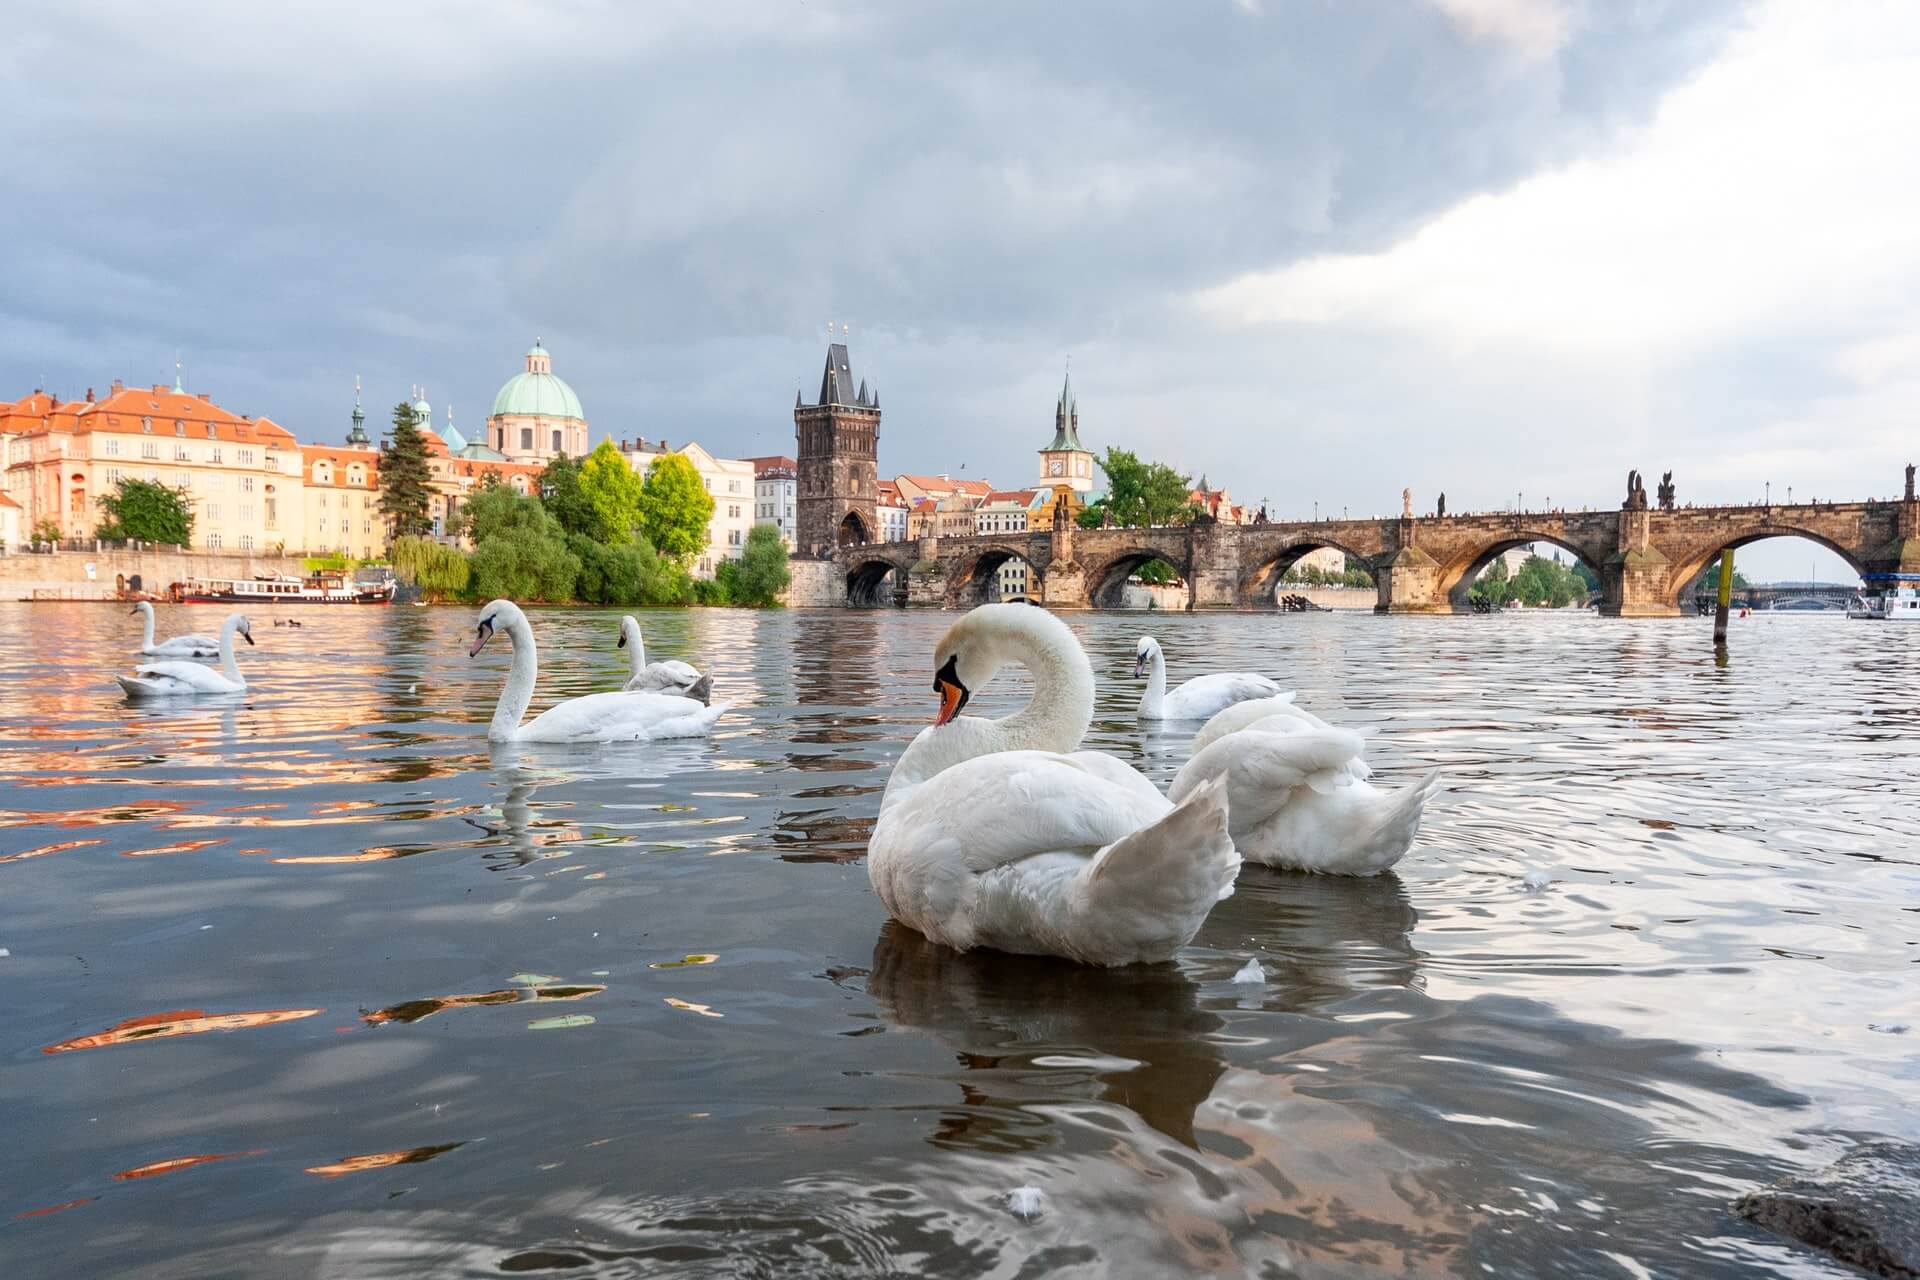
(390, 534), (471, 602)
(1135, 557), (1179, 586)
(729, 523), (792, 606)
(1097, 448), (1193, 528)
(1076, 498), (1108, 530)
(1687, 560), (1751, 595)
(94, 477), (194, 545)
(579, 439), (645, 544)
(31, 518), (62, 545)
(537, 453), (593, 538)
(569, 533), (692, 606)
(378, 401), (435, 543)
(639, 452), (715, 563)
(1471, 556), (1515, 608)
(465, 485), (579, 602)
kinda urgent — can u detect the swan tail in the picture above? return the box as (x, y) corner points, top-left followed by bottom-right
(116, 676), (161, 699)
(1079, 775), (1238, 963)
(686, 674), (714, 705)
(1339, 770), (1441, 877)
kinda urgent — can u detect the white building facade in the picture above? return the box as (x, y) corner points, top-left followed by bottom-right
(747, 455), (797, 549)
(974, 490), (1037, 602)
(619, 437), (755, 579)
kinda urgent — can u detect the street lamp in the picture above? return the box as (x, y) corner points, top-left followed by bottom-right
(1766, 481), (1772, 506)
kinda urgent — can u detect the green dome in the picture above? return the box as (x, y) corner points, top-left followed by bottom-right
(491, 340), (585, 422)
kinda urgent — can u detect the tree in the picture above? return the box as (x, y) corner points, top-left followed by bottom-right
(31, 518), (62, 545)
(1687, 560), (1751, 595)
(639, 452), (715, 563)
(1097, 448), (1193, 528)
(1077, 498), (1108, 530)
(1471, 556), (1515, 608)
(569, 533), (692, 606)
(729, 523), (791, 606)
(378, 401), (435, 543)
(95, 477), (195, 545)
(1135, 557), (1178, 586)
(579, 439), (645, 544)
(390, 534), (471, 602)
(538, 453), (594, 539)
(464, 485), (579, 602)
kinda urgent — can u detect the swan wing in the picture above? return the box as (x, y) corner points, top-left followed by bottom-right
(517, 691), (724, 743)
(1163, 673), (1285, 720)
(1191, 694), (1328, 753)
(128, 660), (243, 694)
(1236, 770), (1441, 876)
(1169, 725), (1367, 831)
(144, 636), (220, 657)
(623, 661), (705, 695)
(871, 753), (1234, 964)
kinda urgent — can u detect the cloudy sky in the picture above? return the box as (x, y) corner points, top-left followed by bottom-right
(7, 0), (1917, 579)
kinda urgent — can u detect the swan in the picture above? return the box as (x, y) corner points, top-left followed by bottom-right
(117, 613), (253, 698)
(617, 615), (711, 703)
(1133, 634), (1285, 720)
(1169, 697), (1439, 876)
(870, 603), (1238, 966)
(130, 600), (218, 657)
(470, 600), (724, 744)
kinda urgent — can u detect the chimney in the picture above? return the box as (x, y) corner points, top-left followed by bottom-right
(85, 387), (95, 402)
(153, 384), (168, 394)
(111, 379), (123, 393)
(199, 393), (211, 403)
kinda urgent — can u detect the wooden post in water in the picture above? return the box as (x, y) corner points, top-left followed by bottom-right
(1712, 550), (1735, 646)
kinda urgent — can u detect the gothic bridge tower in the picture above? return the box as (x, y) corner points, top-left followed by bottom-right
(794, 342), (880, 556)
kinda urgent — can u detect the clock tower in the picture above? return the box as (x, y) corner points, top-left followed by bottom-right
(1038, 367), (1095, 492)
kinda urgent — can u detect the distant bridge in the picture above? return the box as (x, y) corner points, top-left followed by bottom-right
(814, 478), (1918, 615)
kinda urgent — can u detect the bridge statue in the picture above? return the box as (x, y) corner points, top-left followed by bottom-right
(1624, 470), (1648, 511)
(1658, 471), (1675, 511)
(1908, 462), (1915, 501)
(1402, 488), (1413, 518)
(1436, 492), (1446, 517)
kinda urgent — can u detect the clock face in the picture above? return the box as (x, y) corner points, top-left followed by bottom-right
(1050, 459), (1063, 476)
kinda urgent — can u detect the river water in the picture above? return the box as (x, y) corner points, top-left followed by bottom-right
(0, 602), (1915, 1278)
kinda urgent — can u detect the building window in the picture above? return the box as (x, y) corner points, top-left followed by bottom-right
(208, 503), (220, 519)
(552, 429), (562, 453)
(240, 504), (253, 522)
(106, 467), (121, 484)
(729, 505), (740, 518)
(141, 441), (159, 460)
(174, 421), (185, 437)
(207, 532), (222, 549)
(209, 448), (222, 464)
(728, 528), (742, 546)
(104, 438), (120, 457)
(174, 444), (190, 461)
(241, 476), (255, 493)
(339, 519), (348, 533)
(729, 479), (741, 493)
(521, 428), (533, 451)
(206, 424), (218, 439)
(238, 449), (255, 466)
(240, 535), (254, 552)
(265, 498), (277, 528)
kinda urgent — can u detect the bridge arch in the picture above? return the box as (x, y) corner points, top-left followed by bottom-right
(1436, 533), (1607, 612)
(1663, 525), (1867, 610)
(846, 553), (910, 608)
(1236, 538), (1378, 610)
(1085, 545), (1191, 609)
(837, 511), (872, 549)
(945, 544), (1044, 608)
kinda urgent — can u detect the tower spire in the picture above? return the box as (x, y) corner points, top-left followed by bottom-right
(347, 374), (370, 447)
(172, 356), (183, 395)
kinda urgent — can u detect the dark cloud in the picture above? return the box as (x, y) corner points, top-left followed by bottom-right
(3, 1), (1757, 514)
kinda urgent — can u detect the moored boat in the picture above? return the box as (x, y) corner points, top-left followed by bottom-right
(174, 569), (394, 606)
(1847, 574), (1920, 622)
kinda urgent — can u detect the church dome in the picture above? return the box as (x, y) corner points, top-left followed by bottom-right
(490, 339), (584, 422)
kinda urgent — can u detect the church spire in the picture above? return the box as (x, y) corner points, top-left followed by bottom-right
(346, 374), (370, 447)
(172, 357), (184, 395)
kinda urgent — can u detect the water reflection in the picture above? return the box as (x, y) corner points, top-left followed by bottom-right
(0, 603), (1915, 1278)
(864, 922), (1226, 1150)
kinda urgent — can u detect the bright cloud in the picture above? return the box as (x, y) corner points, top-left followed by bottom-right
(1423, 0), (1576, 61)
(1198, 0), (1920, 364)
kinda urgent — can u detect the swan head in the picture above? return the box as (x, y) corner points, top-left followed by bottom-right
(1133, 635), (1160, 678)
(616, 616), (640, 650)
(930, 603), (1082, 726)
(470, 600), (527, 658)
(223, 613), (255, 645)
(130, 600), (153, 617)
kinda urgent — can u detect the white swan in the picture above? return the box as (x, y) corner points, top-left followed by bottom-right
(617, 615), (711, 703)
(870, 603), (1238, 966)
(1170, 696), (1439, 876)
(470, 600), (724, 744)
(117, 613), (253, 698)
(130, 600), (219, 657)
(1134, 634), (1284, 720)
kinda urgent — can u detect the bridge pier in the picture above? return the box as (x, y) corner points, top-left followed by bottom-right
(1373, 546), (1446, 613)
(1601, 506), (1680, 616)
(1187, 523), (1237, 609)
(906, 537), (948, 607)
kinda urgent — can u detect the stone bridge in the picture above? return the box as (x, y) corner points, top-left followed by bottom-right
(817, 481), (1919, 615)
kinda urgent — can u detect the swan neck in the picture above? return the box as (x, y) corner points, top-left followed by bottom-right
(492, 616), (538, 739)
(219, 618), (242, 681)
(998, 625), (1093, 752)
(139, 604), (155, 648)
(625, 624), (645, 680)
(1141, 646), (1167, 716)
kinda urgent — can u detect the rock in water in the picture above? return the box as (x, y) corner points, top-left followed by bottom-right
(1006, 1186), (1044, 1219)
(1734, 1143), (1920, 1278)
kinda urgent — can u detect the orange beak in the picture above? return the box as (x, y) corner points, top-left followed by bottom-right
(935, 678), (966, 726)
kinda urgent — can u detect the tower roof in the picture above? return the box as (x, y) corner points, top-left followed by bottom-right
(817, 343), (862, 407)
(1041, 365), (1087, 453)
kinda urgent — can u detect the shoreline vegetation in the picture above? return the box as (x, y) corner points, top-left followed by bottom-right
(386, 436), (790, 609)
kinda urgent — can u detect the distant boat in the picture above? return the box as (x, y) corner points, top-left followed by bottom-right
(1848, 577), (1920, 622)
(175, 569), (394, 606)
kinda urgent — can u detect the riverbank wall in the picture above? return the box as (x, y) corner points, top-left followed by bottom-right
(1, 548), (306, 601)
